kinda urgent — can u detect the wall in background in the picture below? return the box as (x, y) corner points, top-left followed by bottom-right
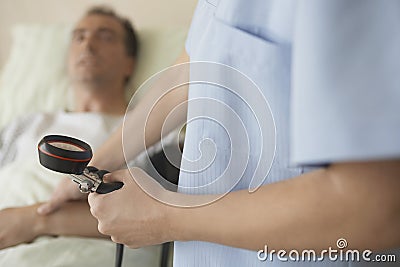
(0, 0), (197, 67)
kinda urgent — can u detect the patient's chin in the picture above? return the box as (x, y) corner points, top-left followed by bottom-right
(72, 73), (106, 87)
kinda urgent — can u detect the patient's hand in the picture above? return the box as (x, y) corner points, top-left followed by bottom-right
(37, 177), (86, 215)
(0, 204), (44, 250)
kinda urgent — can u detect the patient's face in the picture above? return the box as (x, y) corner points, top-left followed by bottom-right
(68, 14), (133, 88)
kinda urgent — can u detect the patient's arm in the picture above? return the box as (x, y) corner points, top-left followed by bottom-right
(0, 201), (104, 250)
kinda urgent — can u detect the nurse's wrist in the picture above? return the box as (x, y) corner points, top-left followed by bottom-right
(167, 205), (191, 242)
(161, 191), (193, 242)
(165, 192), (219, 243)
(159, 191), (183, 242)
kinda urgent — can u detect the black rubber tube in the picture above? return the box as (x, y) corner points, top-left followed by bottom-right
(115, 243), (124, 267)
(160, 242), (171, 267)
(95, 170), (124, 267)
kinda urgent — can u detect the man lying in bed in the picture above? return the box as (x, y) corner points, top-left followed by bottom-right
(0, 6), (163, 266)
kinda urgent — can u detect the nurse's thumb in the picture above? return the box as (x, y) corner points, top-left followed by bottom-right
(102, 172), (124, 183)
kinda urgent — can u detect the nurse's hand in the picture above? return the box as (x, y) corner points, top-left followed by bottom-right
(88, 168), (173, 248)
(37, 177), (87, 215)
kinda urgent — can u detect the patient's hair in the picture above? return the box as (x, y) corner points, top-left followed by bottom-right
(86, 6), (139, 59)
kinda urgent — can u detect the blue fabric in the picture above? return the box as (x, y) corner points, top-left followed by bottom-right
(291, 0), (400, 165)
(175, 0), (400, 266)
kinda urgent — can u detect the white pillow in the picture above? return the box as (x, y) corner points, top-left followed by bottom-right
(0, 24), (187, 129)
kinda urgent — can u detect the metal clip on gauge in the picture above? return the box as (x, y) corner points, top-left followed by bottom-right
(38, 135), (124, 267)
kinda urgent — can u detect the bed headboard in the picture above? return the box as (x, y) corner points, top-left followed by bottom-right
(0, 0), (197, 67)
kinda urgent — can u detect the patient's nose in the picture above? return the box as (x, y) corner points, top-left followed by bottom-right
(81, 34), (97, 53)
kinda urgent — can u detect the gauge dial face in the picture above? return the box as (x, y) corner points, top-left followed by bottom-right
(48, 141), (86, 152)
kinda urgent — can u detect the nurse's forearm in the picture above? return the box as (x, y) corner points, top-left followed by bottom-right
(91, 50), (189, 171)
(170, 160), (400, 251)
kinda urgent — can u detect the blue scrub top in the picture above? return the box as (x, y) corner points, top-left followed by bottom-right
(175, 0), (400, 266)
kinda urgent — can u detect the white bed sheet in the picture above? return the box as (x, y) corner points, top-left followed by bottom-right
(0, 111), (161, 267)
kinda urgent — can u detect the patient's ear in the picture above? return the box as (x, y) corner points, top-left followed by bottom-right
(125, 58), (136, 77)
(122, 58), (136, 87)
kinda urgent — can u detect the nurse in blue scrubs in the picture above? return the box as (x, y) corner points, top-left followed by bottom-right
(45, 1), (400, 266)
